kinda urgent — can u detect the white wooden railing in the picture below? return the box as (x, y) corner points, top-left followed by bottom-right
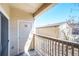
(34, 34), (79, 56)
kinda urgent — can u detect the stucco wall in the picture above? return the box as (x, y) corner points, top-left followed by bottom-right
(36, 26), (59, 39)
(10, 7), (34, 55)
(0, 4), (34, 56)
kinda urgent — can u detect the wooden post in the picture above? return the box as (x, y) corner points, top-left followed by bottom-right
(58, 42), (60, 56)
(52, 41), (54, 56)
(78, 48), (79, 56)
(47, 40), (49, 56)
(55, 42), (57, 56)
(46, 39), (48, 55)
(50, 40), (52, 56)
(62, 42), (64, 56)
(66, 45), (68, 56)
(72, 46), (74, 56)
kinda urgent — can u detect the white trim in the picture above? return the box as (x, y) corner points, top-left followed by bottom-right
(17, 20), (33, 54)
(17, 20), (19, 54)
(8, 19), (10, 56)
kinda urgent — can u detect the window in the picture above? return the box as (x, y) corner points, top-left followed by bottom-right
(72, 28), (79, 35)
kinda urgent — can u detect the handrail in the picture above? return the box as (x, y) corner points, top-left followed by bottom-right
(35, 34), (79, 48)
(34, 34), (79, 56)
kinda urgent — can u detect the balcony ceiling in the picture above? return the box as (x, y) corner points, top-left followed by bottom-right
(10, 3), (43, 14)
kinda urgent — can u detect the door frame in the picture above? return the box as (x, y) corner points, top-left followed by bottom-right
(17, 20), (33, 54)
(0, 7), (10, 56)
(0, 11), (10, 56)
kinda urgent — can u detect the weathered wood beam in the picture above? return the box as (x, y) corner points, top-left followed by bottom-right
(33, 3), (53, 17)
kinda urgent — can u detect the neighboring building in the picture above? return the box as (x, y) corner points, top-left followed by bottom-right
(59, 22), (79, 42)
(36, 21), (79, 42)
(36, 22), (64, 39)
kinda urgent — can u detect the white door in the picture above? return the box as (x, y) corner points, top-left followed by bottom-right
(17, 20), (33, 54)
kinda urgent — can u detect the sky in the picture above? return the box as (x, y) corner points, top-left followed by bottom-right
(34, 3), (79, 27)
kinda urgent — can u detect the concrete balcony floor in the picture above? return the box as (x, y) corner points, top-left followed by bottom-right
(19, 49), (40, 56)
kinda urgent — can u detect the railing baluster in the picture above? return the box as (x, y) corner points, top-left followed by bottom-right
(46, 39), (48, 55)
(40, 38), (41, 52)
(55, 41), (57, 56)
(37, 36), (38, 50)
(39, 39), (43, 54)
(50, 40), (52, 56)
(62, 42), (64, 56)
(72, 46), (74, 56)
(42, 38), (44, 55)
(52, 41), (54, 56)
(44, 39), (46, 55)
(42, 39), (44, 55)
(58, 42), (60, 56)
(38, 37), (39, 50)
(66, 44), (68, 56)
(45, 39), (46, 55)
(35, 34), (79, 56)
(78, 48), (79, 56)
(49, 40), (51, 56)
(49, 40), (50, 56)
(48, 40), (49, 56)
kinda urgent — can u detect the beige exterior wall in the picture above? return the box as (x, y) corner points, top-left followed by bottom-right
(36, 26), (59, 39)
(10, 7), (34, 55)
(0, 4), (34, 56)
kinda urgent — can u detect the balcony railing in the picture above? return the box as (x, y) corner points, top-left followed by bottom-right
(34, 34), (79, 56)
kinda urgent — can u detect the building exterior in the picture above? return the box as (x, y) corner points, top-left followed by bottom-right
(59, 22), (79, 42)
(36, 21), (79, 42)
(36, 23), (63, 39)
(35, 21), (79, 56)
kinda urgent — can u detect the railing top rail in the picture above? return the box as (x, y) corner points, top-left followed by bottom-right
(34, 34), (79, 48)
